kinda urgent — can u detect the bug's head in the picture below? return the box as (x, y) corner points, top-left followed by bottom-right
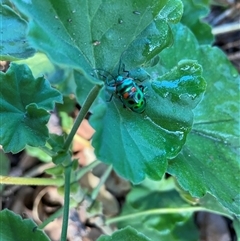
(116, 75), (124, 83)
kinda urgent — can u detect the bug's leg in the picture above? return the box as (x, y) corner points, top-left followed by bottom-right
(122, 63), (130, 77)
(139, 85), (148, 95)
(118, 58), (122, 75)
(139, 85), (146, 92)
(106, 93), (114, 102)
(139, 85), (149, 98)
(134, 75), (150, 83)
(93, 69), (115, 84)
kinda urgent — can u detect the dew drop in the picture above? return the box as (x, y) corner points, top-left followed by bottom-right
(163, 92), (169, 98)
(93, 40), (101, 46)
(133, 11), (141, 15)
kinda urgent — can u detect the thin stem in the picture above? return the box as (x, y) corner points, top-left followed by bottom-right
(38, 200), (77, 229)
(60, 164), (72, 241)
(63, 84), (102, 150)
(0, 176), (64, 186)
(38, 207), (64, 229)
(106, 206), (233, 225)
(0, 161), (101, 187)
(2, 163), (55, 197)
(75, 160), (101, 180)
(91, 165), (112, 201)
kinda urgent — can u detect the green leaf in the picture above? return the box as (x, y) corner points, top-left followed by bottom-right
(158, 24), (240, 216)
(181, 0), (213, 44)
(0, 63), (63, 153)
(16, 53), (76, 96)
(56, 96), (76, 114)
(15, 53), (55, 78)
(26, 146), (52, 163)
(118, 181), (199, 240)
(91, 60), (206, 183)
(45, 165), (64, 176)
(12, 0), (182, 75)
(46, 134), (72, 165)
(74, 70), (96, 105)
(97, 226), (151, 241)
(0, 4), (35, 60)
(0, 209), (51, 241)
(198, 193), (233, 218)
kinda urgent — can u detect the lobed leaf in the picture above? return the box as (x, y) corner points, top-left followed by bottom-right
(0, 4), (35, 60)
(181, 0), (213, 44)
(0, 63), (63, 153)
(90, 61), (206, 183)
(0, 209), (50, 241)
(11, 0), (183, 104)
(158, 23), (240, 216)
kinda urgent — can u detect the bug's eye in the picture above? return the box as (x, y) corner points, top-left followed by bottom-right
(117, 76), (123, 82)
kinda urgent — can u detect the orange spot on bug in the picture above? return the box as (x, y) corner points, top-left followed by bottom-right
(123, 92), (129, 99)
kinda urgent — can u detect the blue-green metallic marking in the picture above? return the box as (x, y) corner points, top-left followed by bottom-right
(107, 75), (147, 113)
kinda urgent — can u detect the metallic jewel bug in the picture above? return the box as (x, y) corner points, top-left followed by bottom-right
(95, 63), (147, 113)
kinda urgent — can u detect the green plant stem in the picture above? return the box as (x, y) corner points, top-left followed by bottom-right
(33, 161), (101, 230)
(0, 176), (64, 186)
(75, 160), (101, 180)
(38, 201), (77, 229)
(0, 161), (101, 187)
(91, 165), (112, 201)
(106, 206), (233, 225)
(63, 84), (102, 150)
(38, 207), (64, 229)
(60, 164), (72, 241)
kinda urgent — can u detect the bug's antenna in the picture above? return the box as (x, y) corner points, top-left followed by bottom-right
(118, 58), (122, 75)
(117, 50), (127, 74)
(93, 68), (115, 80)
